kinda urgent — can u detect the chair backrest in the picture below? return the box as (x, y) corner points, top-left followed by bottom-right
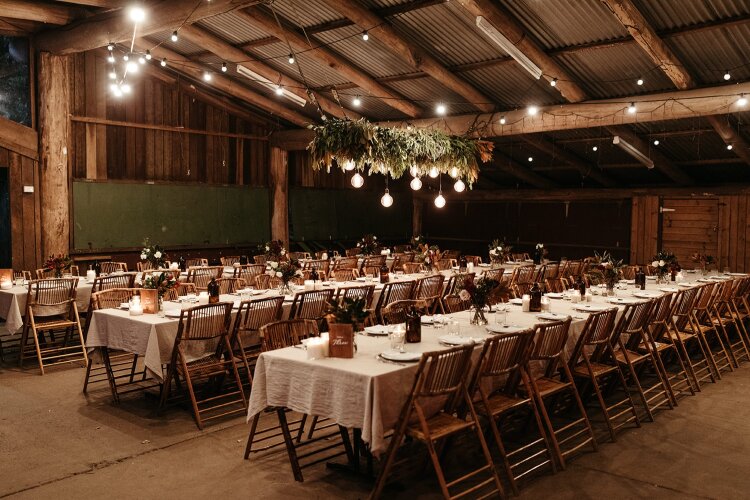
(26, 278), (78, 316)
(361, 266), (381, 278)
(332, 268), (358, 282)
(163, 282), (197, 301)
(260, 319), (319, 351)
(528, 319), (572, 378)
(92, 288), (139, 310)
(254, 274), (271, 290)
(416, 274), (445, 300)
(289, 289), (334, 320)
(469, 328), (535, 398)
(234, 263), (266, 282)
(100, 261), (128, 274)
(187, 266), (223, 289)
(375, 281), (416, 317)
(544, 277), (568, 293)
(414, 345), (474, 404)
(383, 299), (427, 325)
(334, 285), (375, 308)
(443, 294), (471, 313)
(171, 304), (233, 364)
(390, 253), (409, 272)
(289, 252), (310, 260)
(648, 293), (676, 343)
(215, 278), (244, 294)
(543, 262), (560, 280)
(220, 256), (241, 266)
(566, 260), (582, 278)
(332, 256), (359, 271)
(185, 258), (208, 268)
(403, 262), (423, 274)
(253, 255), (268, 265)
(511, 252), (529, 262)
(361, 255), (386, 271)
(614, 300), (654, 351)
(671, 287), (699, 331)
(302, 259), (329, 274)
(136, 260), (153, 272)
(434, 259), (454, 271)
(464, 255), (482, 266)
(515, 265), (536, 284)
(483, 268), (504, 282)
(444, 272), (475, 297)
(93, 273), (135, 293)
(621, 266), (637, 280)
(233, 296), (284, 340)
(568, 308), (618, 367)
(691, 282), (717, 325)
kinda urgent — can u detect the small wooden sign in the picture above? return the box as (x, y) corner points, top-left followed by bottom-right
(328, 323), (355, 358)
(140, 288), (159, 314)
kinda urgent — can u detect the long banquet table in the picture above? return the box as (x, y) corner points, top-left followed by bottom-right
(246, 274), (731, 455)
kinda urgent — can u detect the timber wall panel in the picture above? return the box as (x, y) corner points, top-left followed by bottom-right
(630, 195), (659, 265)
(661, 197), (719, 269)
(2, 146), (41, 271)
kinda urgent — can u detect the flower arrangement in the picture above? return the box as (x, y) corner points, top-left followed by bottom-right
(44, 254), (73, 278)
(270, 259), (302, 285)
(140, 239), (168, 269)
(307, 118), (493, 187)
(488, 239), (512, 264)
(410, 235), (424, 251)
(586, 251), (624, 289)
(142, 271), (178, 298)
(326, 297), (369, 330)
(261, 240), (287, 262)
(533, 243), (547, 264)
(357, 234), (379, 256)
(691, 253), (715, 270)
(458, 276), (508, 308)
(651, 250), (680, 278)
(414, 244), (442, 270)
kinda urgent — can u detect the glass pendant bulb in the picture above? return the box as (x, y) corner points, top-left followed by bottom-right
(434, 191), (446, 208)
(381, 189), (393, 207)
(410, 177), (422, 191)
(453, 179), (465, 192)
(428, 166), (439, 178)
(351, 172), (364, 188)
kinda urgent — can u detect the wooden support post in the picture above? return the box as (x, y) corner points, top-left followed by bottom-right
(412, 197), (423, 237)
(269, 146), (289, 248)
(38, 51), (71, 257)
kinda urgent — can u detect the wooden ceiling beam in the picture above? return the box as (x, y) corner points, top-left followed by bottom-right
(0, 115), (38, 160)
(134, 40), (312, 128)
(50, 0), (123, 7)
(178, 24), (357, 121)
(321, 0), (495, 113)
(35, 0), (261, 54)
(235, 7), (422, 118)
(492, 152), (559, 189)
(0, 0), (79, 25)
(519, 135), (617, 187)
(602, 0), (750, 167)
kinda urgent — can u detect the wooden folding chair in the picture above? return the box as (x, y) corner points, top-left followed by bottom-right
(382, 299), (428, 325)
(158, 302), (246, 429)
(186, 266), (223, 290)
(234, 264), (266, 284)
(185, 258), (209, 268)
(568, 308), (640, 442)
(688, 283), (734, 375)
(215, 278), (245, 294)
(163, 282), (197, 301)
(707, 279), (750, 367)
(443, 294), (472, 313)
(371, 345), (504, 499)
(469, 330), (557, 495)
(230, 296), (284, 388)
(288, 289), (334, 326)
(302, 259), (329, 279)
(331, 268), (358, 282)
(666, 287), (716, 388)
(523, 319), (597, 469)
(220, 256), (241, 266)
(360, 255), (386, 273)
(100, 261), (128, 274)
(402, 262), (424, 274)
(544, 277), (569, 293)
(19, 278), (87, 375)
(415, 274), (445, 313)
(373, 281), (415, 324)
(331, 256), (358, 271)
(253, 255), (268, 265)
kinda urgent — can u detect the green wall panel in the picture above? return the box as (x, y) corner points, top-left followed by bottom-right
(73, 181), (270, 249)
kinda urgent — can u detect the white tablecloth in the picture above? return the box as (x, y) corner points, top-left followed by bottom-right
(0, 282), (93, 336)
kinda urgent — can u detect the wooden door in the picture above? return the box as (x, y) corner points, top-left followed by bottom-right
(660, 197), (719, 268)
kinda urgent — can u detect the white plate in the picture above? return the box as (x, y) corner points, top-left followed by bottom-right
(633, 291), (662, 298)
(574, 304), (611, 313)
(364, 325), (395, 336)
(380, 350), (421, 362)
(679, 282), (698, 287)
(164, 309), (182, 318)
(697, 278), (714, 283)
(709, 275), (731, 280)
(545, 292), (564, 299)
(621, 279), (636, 284)
(659, 287), (679, 293)
(536, 312), (569, 321)
(486, 324), (526, 334)
(608, 297), (643, 305)
(509, 298), (523, 305)
(726, 272), (748, 277)
(646, 276), (657, 280)
(355, 277), (367, 282)
(438, 335), (479, 346)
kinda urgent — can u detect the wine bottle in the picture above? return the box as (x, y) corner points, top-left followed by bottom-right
(207, 277), (220, 304)
(459, 255), (467, 273)
(529, 282), (542, 313)
(379, 262), (389, 283)
(406, 306), (421, 343)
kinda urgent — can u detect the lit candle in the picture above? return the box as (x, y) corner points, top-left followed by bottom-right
(198, 292), (209, 305)
(522, 294), (531, 312)
(320, 332), (330, 357)
(304, 280), (315, 291)
(306, 338), (327, 360)
(170, 262), (179, 270)
(0, 279), (11, 290)
(467, 262), (474, 273)
(129, 297), (143, 316)
(570, 292), (580, 304)
(541, 296), (551, 311)
(86, 270), (96, 282)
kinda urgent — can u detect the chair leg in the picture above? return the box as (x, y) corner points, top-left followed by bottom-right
(465, 395), (506, 498)
(277, 408), (304, 482)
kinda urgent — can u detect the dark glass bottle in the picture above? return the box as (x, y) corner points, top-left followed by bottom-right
(671, 268), (677, 282)
(310, 267), (320, 282)
(406, 306), (421, 343)
(379, 262), (389, 283)
(577, 276), (586, 297)
(207, 277), (220, 304)
(178, 255), (186, 271)
(240, 255), (248, 265)
(459, 255), (467, 273)
(529, 282), (542, 312)
(93, 260), (101, 276)
(636, 267), (646, 290)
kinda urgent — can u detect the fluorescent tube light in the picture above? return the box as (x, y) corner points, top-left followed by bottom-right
(236, 65), (307, 107)
(476, 16), (542, 80)
(613, 135), (654, 169)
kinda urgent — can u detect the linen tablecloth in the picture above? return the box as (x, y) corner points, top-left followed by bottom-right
(0, 282), (93, 335)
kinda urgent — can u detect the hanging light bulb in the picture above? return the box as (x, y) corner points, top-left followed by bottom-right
(409, 164), (418, 177)
(352, 96), (361, 107)
(160, 58), (167, 67)
(344, 159), (355, 171)
(738, 94), (748, 106)
(499, 116), (506, 125)
(221, 62), (227, 72)
(275, 85), (284, 95)
(126, 60), (138, 73)
(410, 177), (422, 191)
(636, 77), (644, 86)
(428, 166), (439, 178)
(171, 31), (178, 42)
(627, 102), (636, 114)
(449, 167), (459, 178)
(108, 71), (116, 80)
(121, 82), (132, 94)
(109, 82), (118, 93)
(145, 50), (151, 60)
(653, 139), (660, 146)
(724, 70), (731, 81)
(362, 30), (369, 41)
(550, 78), (557, 87)
(453, 179), (465, 192)
(288, 54), (295, 64)
(381, 189), (393, 207)
(203, 72), (212, 81)
(528, 156), (533, 162)
(434, 191), (446, 208)
(435, 103), (447, 115)
(592, 146), (598, 151)
(351, 172), (364, 188)
(527, 105), (538, 116)
(107, 43), (114, 51)
(138, 55), (146, 65)
(728, 144), (734, 150)
(107, 54), (115, 63)
(113, 86), (123, 98)
(128, 6), (146, 23)
(123, 54), (129, 61)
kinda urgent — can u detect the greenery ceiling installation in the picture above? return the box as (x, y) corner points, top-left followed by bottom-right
(307, 118), (494, 186)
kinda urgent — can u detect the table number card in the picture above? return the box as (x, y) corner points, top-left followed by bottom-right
(328, 323), (354, 358)
(140, 288), (159, 314)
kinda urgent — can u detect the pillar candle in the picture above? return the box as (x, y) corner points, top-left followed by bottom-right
(522, 294), (531, 312)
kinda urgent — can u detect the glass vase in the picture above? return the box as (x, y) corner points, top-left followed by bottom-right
(606, 283), (615, 296)
(279, 281), (293, 295)
(470, 307), (488, 325)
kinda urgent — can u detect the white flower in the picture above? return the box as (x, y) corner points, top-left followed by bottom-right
(490, 249), (497, 256)
(459, 289), (471, 301)
(270, 261), (279, 269)
(357, 243), (361, 247)
(154, 251), (162, 259)
(265, 245), (270, 251)
(140, 253), (147, 260)
(373, 236), (377, 240)
(659, 260), (665, 267)
(497, 246), (502, 252)
(276, 272), (282, 278)
(281, 249), (286, 255)
(536, 243), (543, 249)
(651, 260), (659, 267)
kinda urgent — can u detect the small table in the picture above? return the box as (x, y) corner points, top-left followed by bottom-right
(0, 281), (93, 336)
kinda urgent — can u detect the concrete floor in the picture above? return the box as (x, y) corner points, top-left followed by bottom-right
(2, 357), (750, 499)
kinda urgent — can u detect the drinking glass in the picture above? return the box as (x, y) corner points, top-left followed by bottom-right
(388, 329), (406, 352)
(448, 320), (461, 337)
(496, 306), (508, 327)
(432, 314), (444, 329)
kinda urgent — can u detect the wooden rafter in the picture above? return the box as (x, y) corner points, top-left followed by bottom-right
(602, 0), (750, 167)
(491, 151), (559, 189)
(0, 115), (38, 160)
(35, 0), (262, 54)
(0, 0), (79, 25)
(520, 135), (617, 187)
(235, 6), (422, 118)
(322, 0), (495, 113)
(178, 24), (358, 121)
(134, 40), (312, 127)
(50, 0), (122, 7)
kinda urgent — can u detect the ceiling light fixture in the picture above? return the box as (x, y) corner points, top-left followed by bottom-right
(724, 70), (731, 81)
(436, 103), (447, 115)
(410, 177), (422, 191)
(128, 6), (145, 23)
(362, 30), (369, 41)
(613, 135), (654, 169)
(351, 172), (364, 188)
(171, 31), (178, 42)
(434, 191), (446, 208)
(221, 62), (227, 72)
(637, 77), (644, 86)
(453, 179), (465, 192)
(381, 188), (393, 207)
(499, 116), (506, 125)
(160, 58), (167, 67)
(352, 96), (361, 107)
(527, 105), (538, 116)
(550, 78), (557, 87)
(236, 65), (307, 106)
(476, 16), (542, 79)
(288, 54), (295, 64)
(627, 102), (636, 114)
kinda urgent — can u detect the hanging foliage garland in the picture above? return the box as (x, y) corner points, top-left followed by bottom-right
(307, 118), (493, 187)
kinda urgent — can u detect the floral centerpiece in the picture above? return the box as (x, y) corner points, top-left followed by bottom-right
(488, 239), (512, 266)
(533, 243), (547, 264)
(140, 239), (168, 269)
(270, 259), (302, 294)
(324, 297), (368, 358)
(652, 250), (680, 281)
(261, 240), (287, 262)
(141, 271), (178, 313)
(409, 235), (424, 251)
(44, 254), (73, 278)
(586, 251), (624, 294)
(457, 276), (509, 325)
(691, 253), (715, 272)
(357, 234), (379, 256)
(414, 243), (442, 271)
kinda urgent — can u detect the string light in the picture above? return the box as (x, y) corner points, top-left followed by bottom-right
(123, 54), (129, 61)
(107, 43), (114, 51)
(351, 172), (364, 188)
(727, 144), (734, 150)
(449, 167), (459, 178)
(138, 56), (146, 65)
(380, 188), (393, 207)
(434, 191), (446, 208)
(653, 139), (660, 146)
(112, 86), (123, 98)
(499, 116), (506, 125)
(160, 58), (167, 67)
(203, 71), (212, 81)
(171, 31), (178, 42)
(528, 156), (533, 162)
(275, 85), (284, 95)
(121, 82), (132, 94)
(527, 105), (538, 116)
(145, 50), (151, 60)
(453, 179), (465, 192)
(126, 60), (138, 73)
(637, 77), (644, 86)
(724, 70), (731, 81)
(627, 102), (636, 114)
(409, 165), (418, 177)
(221, 62), (227, 72)
(550, 78), (557, 87)
(108, 71), (116, 80)
(592, 146), (598, 151)
(352, 96), (361, 107)
(107, 54), (115, 63)
(128, 6), (146, 23)
(344, 159), (355, 171)
(428, 166), (439, 178)
(288, 54), (295, 64)
(738, 94), (748, 106)
(362, 30), (369, 41)
(435, 103), (446, 115)
(410, 177), (422, 191)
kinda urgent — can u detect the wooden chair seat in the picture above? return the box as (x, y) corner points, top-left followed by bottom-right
(637, 341), (672, 354)
(474, 393), (529, 417)
(523, 376), (572, 397)
(571, 361), (618, 378)
(614, 348), (649, 365)
(32, 316), (77, 329)
(177, 354), (230, 378)
(669, 331), (696, 342)
(406, 412), (474, 441)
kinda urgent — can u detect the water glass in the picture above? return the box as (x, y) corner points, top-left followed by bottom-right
(432, 314), (444, 329)
(495, 307), (508, 326)
(448, 320), (461, 337)
(388, 329), (406, 352)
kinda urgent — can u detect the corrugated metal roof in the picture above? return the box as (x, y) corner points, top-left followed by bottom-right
(266, 0), (344, 29)
(669, 23), (750, 85)
(146, 32), (207, 56)
(633, 0), (750, 30)
(460, 63), (566, 108)
(197, 11), (271, 45)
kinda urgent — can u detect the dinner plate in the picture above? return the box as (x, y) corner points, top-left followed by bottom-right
(621, 279), (636, 284)
(421, 315), (446, 324)
(545, 292), (564, 299)
(608, 297), (643, 305)
(659, 287), (679, 293)
(574, 304), (611, 313)
(355, 277), (368, 282)
(697, 278), (714, 283)
(679, 282), (698, 287)
(709, 275), (731, 280)
(633, 291), (662, 298)
(486, 324), (526, 334)
(438, 335), (479, 346)
(164, 309), (183, 318)
(380, 350), (422, 362)
(509, 298), (523, 305)
(536, 312), (569, 321)
(646, 276), (657, 280)
(726, 272), (748, 277)
(364, 325), (396, 336)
